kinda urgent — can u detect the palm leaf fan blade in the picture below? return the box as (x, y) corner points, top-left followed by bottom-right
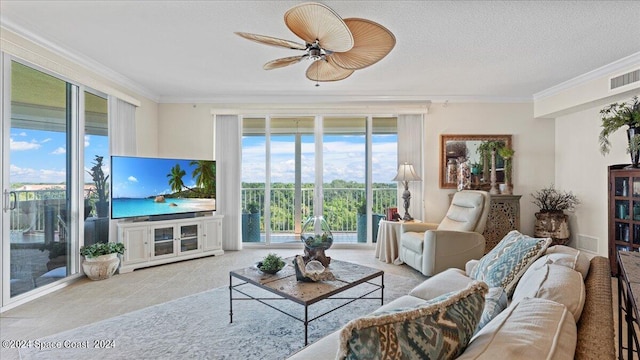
(234, 32), (306, 50)
(306, 57), (353, 82)
(264, 56), (305, 70)
(332, 18), (396, 70)
(284, 2), (353, 52)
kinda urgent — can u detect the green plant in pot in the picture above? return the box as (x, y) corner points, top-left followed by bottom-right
(531, 185), (580, 246)
(86, 155), (109, 217)
(599, 96), (640, 167)
(497, 146), (515, 194)
(80, 242), (125, 280)
(257, 253), (285, 274)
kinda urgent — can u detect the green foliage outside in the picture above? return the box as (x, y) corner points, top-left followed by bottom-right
(242, 179), (396, 232)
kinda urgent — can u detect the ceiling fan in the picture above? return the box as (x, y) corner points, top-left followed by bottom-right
(235, 2), (395, 85)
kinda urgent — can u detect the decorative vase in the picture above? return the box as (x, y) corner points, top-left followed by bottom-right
(82, 253), (120, 280)
(534, 211), (570, 246)
(627, 127), (640, 168)
(446, 158), (458, 183)
(502, 157), (513, 195)
(300, 216), (333, 266)
(489, 149), (499, 195)
(457, 160), (470, 191)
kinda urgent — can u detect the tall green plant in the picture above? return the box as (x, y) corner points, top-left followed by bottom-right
(86, 155), (109, 203)
(599, 96), (640, 155)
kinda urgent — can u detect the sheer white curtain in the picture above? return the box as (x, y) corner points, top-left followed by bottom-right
(215, 114), (242, 250)
(108, 97), (137, 242)
(397, 114), (424, 221)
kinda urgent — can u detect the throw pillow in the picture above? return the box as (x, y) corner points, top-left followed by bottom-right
(545, 245), (590, 279)
(470, 230), (552, 297)
(512, 262), (585, 321)
(336, 281), (488, 360)
(475, 287), (508, 333)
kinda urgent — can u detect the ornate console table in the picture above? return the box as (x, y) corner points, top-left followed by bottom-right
(450, 193), (521, 253)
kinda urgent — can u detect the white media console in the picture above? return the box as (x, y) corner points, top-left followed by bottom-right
(117, 214), (224, 273)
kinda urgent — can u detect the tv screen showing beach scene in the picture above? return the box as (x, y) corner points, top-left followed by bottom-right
(111, 156), (216, 219)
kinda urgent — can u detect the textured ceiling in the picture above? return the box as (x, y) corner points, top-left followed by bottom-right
(1, 0), (639, 103)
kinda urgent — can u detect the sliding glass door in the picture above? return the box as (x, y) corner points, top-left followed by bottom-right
(1, 58), (108, 305)
(241, 115), (398, 245)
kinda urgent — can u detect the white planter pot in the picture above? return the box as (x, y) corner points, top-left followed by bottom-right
(82, 253), (120, 280)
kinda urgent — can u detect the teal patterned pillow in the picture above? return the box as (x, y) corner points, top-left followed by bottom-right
(470, 230), (551, 296)
(336, 281), (488, 360)
(475, 287), (508, 333)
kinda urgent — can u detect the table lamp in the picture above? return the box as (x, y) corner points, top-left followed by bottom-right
(393, 162), (421, 221)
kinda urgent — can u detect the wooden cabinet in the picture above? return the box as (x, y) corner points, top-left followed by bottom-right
(118, 215), (224, 273)
(608, 165), (640, 276)
(483, 195), (521, 253)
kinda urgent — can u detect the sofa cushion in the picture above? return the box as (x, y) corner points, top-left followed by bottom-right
(512, 262), (585, 321)
(470, 230), (552, 296)
(409, 268), (474, 300)
(337, 281), (487, 360)
(545, 245), (590, 279)
(457, 297), (577, 360)
(475, 287), (508, 333)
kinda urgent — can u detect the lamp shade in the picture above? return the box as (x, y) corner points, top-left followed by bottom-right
(393, 163), (421, 182)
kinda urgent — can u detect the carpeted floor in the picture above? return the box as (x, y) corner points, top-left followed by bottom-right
(19, 272), (420, 360)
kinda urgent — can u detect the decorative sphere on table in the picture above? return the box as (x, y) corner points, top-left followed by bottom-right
(300, 216), (333, 250)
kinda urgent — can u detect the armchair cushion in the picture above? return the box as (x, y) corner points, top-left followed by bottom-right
(438, 191), (487, 231)
(469, 230), (552, 296)
(402, 232), (425, 253)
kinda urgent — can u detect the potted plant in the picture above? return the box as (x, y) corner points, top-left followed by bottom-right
(86, 155), (109, 217)
(80, 242), (125, 280)
(257, 253), (285, 274)
(356, 199), (383, 243)
(531, 185), (580, 246)
(242, 202), (261, 242)
(497, 146), (515, 194)
(599, 96), (640, 167)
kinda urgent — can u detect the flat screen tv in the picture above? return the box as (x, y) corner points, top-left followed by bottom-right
(111, 155), (216, 220)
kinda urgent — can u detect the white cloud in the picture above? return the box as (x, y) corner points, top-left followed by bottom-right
(41, 138), (52, 143)
(128, 176), (138, 182)
(84, 135), (90, 147)
(10, 164), (66, 183)
(51, 147), (66, 155)
(9, 138), (41, 151)
(19, 132), (27, 136)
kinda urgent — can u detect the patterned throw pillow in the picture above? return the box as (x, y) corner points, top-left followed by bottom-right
(470, 230), (551, 297)
(336, 281), (488, 360)
(475, 287), (508, 333)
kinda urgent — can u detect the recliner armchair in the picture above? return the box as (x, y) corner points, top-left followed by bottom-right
(399, 190), (490, 276)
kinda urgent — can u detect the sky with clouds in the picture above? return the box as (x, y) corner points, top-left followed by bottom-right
(242, 134), (398, 184)
(9, 128), (109, 185)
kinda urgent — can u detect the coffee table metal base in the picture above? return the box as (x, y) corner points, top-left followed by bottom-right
(229, 260), (384, 346)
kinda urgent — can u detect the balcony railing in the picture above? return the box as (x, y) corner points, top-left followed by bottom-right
(241, 186), (396, 235)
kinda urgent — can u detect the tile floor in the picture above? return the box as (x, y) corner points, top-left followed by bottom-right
(0, 248), (628, 360)
(0, 248), (425, 360)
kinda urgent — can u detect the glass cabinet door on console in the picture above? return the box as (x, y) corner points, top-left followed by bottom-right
(609, 165), (640, 275)
(178, 224), (200, 254)
(152, 225), (176, 259)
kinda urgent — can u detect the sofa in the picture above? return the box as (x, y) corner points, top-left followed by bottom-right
(288, 232), (615, 360)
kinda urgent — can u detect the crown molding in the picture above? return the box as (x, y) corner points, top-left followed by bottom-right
(533, 51), (640, 101)
(0, 19), (160, 103)
(159, 94), (532, 104)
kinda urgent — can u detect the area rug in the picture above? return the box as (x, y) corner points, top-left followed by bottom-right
(19, 272), (420, 360)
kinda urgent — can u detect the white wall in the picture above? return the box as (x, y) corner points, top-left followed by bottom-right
(157, 103), (215, 159)
(555, 94), (640, 257)
(424, 102), (555, 235)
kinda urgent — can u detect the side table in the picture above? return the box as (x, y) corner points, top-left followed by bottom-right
(375, 220), (420, 265)
(617, 250), (640, 360)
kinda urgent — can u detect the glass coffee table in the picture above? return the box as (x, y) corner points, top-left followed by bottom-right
(229, 259), (384, 345)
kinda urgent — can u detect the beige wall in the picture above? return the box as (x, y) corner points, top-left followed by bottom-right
(555, 92), (640, 257)
(424, 102), (555, 235)
(157, 103), (215, 160)
(1, 27), (159, 155)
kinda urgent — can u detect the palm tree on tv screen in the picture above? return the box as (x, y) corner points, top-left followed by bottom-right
(167, 164), (186, 195)
(190, 160), (216, 198)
